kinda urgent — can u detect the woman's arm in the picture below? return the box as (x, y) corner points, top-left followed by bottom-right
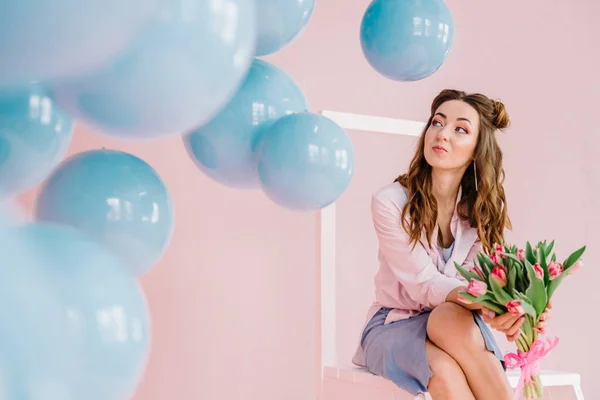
(371, 193), (464, 308)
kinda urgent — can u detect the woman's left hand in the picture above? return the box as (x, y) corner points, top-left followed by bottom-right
(535, 300), (552, 333)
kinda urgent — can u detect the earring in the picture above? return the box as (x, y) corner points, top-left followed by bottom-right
(474, 161), (478, 192)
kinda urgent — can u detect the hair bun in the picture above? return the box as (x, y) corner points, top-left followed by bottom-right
(492, 100), (510, 129)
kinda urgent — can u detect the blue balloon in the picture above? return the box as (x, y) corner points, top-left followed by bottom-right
(255, 0), (315, 56)
(256, 112), (354, 211)
(183, 59), (308, 189)
(9, 223), (150, 400)
(51, 0), (257, 139)
(360, 0), (455, 81)
(35, 149), (174, 276)
(0, 0), (159, 85)
(0, 217), (78, 400)
(0, 83), (74, 198)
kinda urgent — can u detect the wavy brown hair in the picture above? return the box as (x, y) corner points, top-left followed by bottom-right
(396, 89), (512, 253)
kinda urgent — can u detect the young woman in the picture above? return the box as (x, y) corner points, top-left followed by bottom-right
(352, 89), (544, 399)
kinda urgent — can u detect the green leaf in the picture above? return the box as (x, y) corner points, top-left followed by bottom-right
(474, 265), (486, 280)
(480, 300), (505, 314)
(503, 253), (522, 265)
(507, 254), (528, 292)
(521, 315), (534, 344)
(489, 275), (512, 305)
(538, 246), (550, 286)
(473, 293), (494, 302)
(514, 292), (538, 318)
(454, 262), (483, 282)
(524, 259), (547, 316)
(458, 291), (477, 302)
(478, 253), (494, 275)
(507, 266), (517, 294)
(511, 263), (523, 293)
(547, 273), (568, 299)
(518, 266), (528, 293)
(563, 245), (586, 270)
(551, 253), (556, 262)
(525, 242), (536, 264)
(461, 291), (505, 314)
(538, 246), (548, 268)
(458, 292), (504, 314)
(546, 240), (555, 257)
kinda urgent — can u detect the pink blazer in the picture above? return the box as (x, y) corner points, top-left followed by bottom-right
(352, 182), (481, 367)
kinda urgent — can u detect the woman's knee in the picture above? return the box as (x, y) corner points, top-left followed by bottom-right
(426, 341), (471, 399)
(427, 302), (484, 351)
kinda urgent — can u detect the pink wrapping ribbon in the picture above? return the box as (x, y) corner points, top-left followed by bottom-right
(504, 337), (559, 399)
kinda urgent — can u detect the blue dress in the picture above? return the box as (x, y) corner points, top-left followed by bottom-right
(359, 242), (505, 396)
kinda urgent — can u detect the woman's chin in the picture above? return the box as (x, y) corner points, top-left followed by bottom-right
(424, 155), (446, 169)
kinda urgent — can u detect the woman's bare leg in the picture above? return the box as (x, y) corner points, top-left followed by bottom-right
(427, 302), (512, 400)
(425, 339), (475, 400)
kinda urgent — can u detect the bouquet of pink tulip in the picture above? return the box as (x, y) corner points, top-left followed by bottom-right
(454, 240), (585, 399)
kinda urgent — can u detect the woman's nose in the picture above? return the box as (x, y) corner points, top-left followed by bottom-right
(436, 126), (450, 141)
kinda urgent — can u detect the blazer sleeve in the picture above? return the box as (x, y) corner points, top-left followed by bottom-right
(371, 193), (465, 308)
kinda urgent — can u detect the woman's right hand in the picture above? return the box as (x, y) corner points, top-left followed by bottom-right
(481, 307), (525, 342)
(482, 300), (553, 342)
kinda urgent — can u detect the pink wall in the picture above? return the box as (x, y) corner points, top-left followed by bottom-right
(17, 0), (600, 398)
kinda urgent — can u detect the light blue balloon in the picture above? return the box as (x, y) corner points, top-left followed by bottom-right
(360, 0), (455, 81)
(256, 112), (354, 211)
(0, 83), (74, 198)
(0, 217), (78, 400)
(9, 223), (151, 400)
(51, 0), (257, 139)
(35, 149), (174, 276)
(255, 0), (315, 56)
(0, 0), (159, 85)
(183, 59), (308, 189)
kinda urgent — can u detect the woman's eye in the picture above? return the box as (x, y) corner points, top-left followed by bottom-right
(456, 127), (467, 134)
(432, 120), (442, 127)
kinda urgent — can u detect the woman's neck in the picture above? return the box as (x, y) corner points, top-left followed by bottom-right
(431, 169), (461, 214)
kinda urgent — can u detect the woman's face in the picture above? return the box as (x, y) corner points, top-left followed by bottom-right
(423, 100), (480, 172)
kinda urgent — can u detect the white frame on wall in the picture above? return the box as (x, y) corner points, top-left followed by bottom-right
(315, 110), (424, 396)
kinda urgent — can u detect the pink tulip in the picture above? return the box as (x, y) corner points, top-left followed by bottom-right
(490, 266), (507, 287)
(517, 249), (525, 262)
(494, 243), (504, 254)
(533, 263), (544, 280)
(490, 253), (501, 265)
(467, 279), (487, 297)
(506, 299), (525, 316)
(568, 259), (583, 275)
(548, 262), (563, 280)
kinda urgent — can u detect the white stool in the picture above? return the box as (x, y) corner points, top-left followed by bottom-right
(322, 365), (584, 400)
